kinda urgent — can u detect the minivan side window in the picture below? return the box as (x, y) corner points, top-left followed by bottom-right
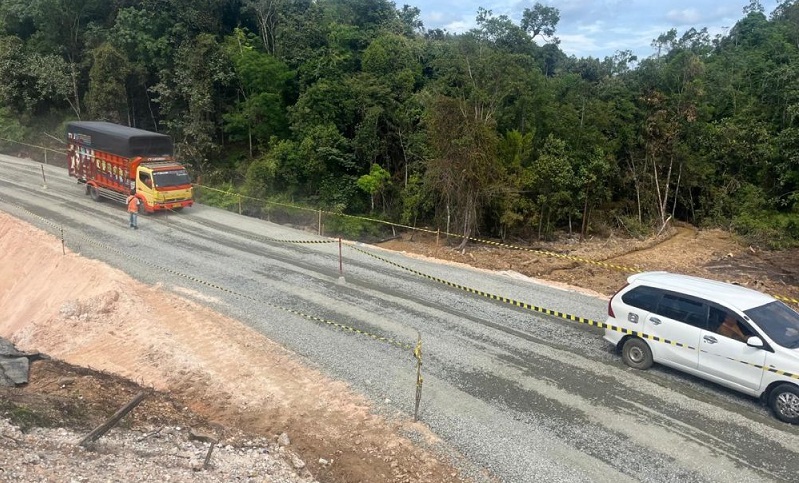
(621, 286), (661, 312)
(657, 293), (707, 329)
(708, 306), (755, 342)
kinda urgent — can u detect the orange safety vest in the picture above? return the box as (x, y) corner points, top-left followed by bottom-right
(126, 195), (140, 213)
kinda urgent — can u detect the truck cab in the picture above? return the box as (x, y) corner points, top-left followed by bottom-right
(134, 162), (193, 213)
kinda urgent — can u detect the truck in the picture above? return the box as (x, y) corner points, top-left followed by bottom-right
(67, 121), (193, 213)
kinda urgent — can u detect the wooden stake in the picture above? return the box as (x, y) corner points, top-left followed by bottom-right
(78, 392), (148, 446)
(413, 334), (423, 422)
(203, 441), (217, 469)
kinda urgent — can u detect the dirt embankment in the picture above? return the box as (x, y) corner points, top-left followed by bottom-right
(0, 211), (463, 483)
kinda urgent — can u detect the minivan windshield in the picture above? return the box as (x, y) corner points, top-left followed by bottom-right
(745, 301), (799, 348)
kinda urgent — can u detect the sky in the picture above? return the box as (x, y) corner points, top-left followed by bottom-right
(403, 0), (781, 60)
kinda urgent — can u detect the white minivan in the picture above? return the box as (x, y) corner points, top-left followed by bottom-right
(604, 271), (799, 423)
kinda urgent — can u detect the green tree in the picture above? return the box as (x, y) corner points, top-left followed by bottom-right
(492, 129), (535, 240)
(425, 94), (502, 247)
(521, 3), (560, 43)
(0, 36), (81, 118)
(0, 106), (27, 149)
(530, 135), (575, 239)
(357, 163), (391, 212)
(223, 28), (292, 157)
(86, 43), (130, 122)
(152, 33), (233, 176)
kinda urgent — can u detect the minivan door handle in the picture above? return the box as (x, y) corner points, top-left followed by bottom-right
(703, 335), (718, 344)
(650, 317), (662, 325)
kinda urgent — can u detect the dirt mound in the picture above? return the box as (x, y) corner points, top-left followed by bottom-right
(378, 225), (799, 303)
(0, 211), (462, 483)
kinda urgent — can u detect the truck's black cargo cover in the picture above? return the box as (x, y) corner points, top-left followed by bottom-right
(67, 121), (173, 158)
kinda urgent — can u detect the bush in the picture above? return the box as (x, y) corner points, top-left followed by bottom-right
(614, 214), (652, 239)
(195, 182), (241, 212)
(731, 211), (799, 249)
(322, 212), (390, 241)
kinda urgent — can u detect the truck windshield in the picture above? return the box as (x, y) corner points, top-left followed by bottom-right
(745, 301), (799, 349)
(152, 169), (191, 188)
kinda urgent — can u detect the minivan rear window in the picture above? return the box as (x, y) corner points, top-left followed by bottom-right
(621, 286), (661, 312)
(658, 294), (707, 328)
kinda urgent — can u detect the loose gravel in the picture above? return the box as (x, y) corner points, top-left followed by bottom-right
(2, 155), (798, 482)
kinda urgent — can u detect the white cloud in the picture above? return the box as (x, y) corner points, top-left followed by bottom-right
(575, 21), (605, 35)
(443, 20), (472, 33)
(557, 33), (599, 57)
(666, 8), (703, 24)
(427, 12), (446, 23)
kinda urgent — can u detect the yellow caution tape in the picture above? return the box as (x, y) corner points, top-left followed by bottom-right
(0, 198), (412, 351)
(345, 243), (799, 380)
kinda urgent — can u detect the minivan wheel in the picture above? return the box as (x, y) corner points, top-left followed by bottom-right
(769, 384), (799, 424)
(622, 338), (653, 370)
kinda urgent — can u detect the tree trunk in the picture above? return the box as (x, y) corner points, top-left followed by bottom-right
(580, 187), (590, 242)
(69, 62), (82, 119)
(446, 202), (451, 241)
(671, 162), (682, 219)
(625, 155), (643, 223)
(456, 202), (470, 251)
(537, 206), (545, 240)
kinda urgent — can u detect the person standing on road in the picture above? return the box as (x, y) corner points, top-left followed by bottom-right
(126, 190), (141, 229)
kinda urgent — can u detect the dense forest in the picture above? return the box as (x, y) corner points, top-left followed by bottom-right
(1, 0), (798, 247)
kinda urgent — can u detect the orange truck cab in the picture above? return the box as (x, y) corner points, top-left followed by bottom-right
(67, 121), (193, 213)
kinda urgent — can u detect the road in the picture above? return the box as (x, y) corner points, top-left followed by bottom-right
(1, 153), (797, 482)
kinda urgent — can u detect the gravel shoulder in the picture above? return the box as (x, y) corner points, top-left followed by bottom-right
(3, 154), (799, 482)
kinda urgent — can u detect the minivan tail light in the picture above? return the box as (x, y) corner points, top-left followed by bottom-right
(608, 283), (629, 318)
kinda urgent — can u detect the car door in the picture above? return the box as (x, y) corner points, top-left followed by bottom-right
(698, 306), (766, 392)
(644, 292), (704, 371)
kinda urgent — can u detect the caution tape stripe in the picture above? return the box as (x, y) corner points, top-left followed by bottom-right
(347, 247), (799, 376)
(157, 203), (336, 246)
(347, 244), (696, 350)
(773, 294), (799, 306)
(194, 184), (637, 270)
(698, 350), (799, 380)
(195, 183), (799, 304)
(0, 198), (411, 351)
(4, 187), (797, 376)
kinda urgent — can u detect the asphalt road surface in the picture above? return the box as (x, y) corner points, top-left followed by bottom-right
(1, 153), (798, 482)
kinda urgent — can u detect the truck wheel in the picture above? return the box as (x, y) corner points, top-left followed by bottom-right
(769, 384), (799, 424)
(622, 338), (653, 370)
(89, 186), (101, 202)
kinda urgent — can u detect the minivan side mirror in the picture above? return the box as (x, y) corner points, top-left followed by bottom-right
(746, 336), (764, 349)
